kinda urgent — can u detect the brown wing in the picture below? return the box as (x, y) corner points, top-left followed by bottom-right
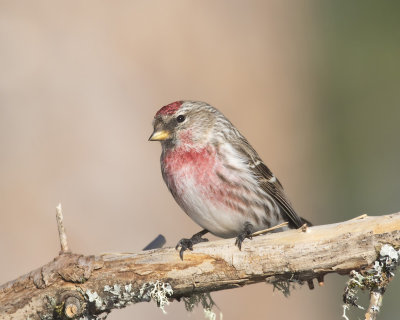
(233, 137), (305, 228)
(253, 160), (304, 228)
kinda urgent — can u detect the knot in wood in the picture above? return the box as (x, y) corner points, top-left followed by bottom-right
(64, 296), (82, 318)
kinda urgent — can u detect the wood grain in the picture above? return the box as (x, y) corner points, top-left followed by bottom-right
(1, 213), (399, 319)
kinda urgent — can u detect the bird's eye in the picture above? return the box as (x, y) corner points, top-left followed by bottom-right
(176, 115), (186, 123)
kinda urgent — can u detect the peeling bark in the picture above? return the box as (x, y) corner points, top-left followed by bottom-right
(1, 213), (400, 319)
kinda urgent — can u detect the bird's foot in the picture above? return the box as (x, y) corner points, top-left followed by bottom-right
(175, 230), (209, 260)
(235, 222), (254, 250)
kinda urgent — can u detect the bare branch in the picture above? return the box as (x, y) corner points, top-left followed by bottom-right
(365, 291), (384, 320)
(1, 213), (400, 319)
(251, 221), (288, 236)
(55, 203), (69, 253)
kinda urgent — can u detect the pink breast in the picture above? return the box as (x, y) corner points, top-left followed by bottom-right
(163, 147), (244, 210)
(163, 147), (217, 189)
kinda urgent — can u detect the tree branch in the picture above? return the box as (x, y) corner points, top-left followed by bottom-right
(1, 212), (400, 319)
(55, 203), (69, 254)
(365, 290), (384, 320)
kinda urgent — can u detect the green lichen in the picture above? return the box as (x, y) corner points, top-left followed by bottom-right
(183, 292), (222, 320)
(103, 283), (137, 308)
(138, 281), (173, 313)
(269, 273), (305, 297)
(53, 301), (64, 318)
(272, 280), (292, 297)
(342, 244), (400, 319)
(85, 289), (106, 311)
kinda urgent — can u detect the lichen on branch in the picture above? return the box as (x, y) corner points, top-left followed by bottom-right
(1, 213), (400, 319)
(342, 244), (400, 320)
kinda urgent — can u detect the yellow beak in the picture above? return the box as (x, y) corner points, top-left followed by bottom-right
(148, 130), (171, 141)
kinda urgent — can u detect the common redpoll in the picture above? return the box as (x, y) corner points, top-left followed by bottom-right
(149, 101), (310, 259)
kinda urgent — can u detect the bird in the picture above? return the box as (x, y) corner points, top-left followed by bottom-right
(149, 100), (311, 259)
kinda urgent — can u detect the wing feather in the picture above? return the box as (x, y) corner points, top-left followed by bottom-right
(232, 137), (305, 228)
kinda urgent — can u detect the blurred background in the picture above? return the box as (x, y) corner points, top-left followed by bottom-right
(1, 1), (399, 319)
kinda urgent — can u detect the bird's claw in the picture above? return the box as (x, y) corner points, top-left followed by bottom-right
(235, 234), (253, 250)
(235, 222), (254, 250)
(175, 235), (208, 260)
(175, 239), (194, 260)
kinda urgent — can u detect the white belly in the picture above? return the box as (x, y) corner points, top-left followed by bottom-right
(162, 145), (283, 238)
(169, 171), (282, 238)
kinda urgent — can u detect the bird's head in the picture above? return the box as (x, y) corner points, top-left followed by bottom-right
(149, 101), (222, 149)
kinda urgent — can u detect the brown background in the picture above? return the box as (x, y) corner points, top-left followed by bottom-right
(1, 1), (400, 319)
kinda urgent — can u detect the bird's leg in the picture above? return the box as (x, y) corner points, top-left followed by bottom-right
(235, 222), (254, 250)
(175, 229), (209, 260)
